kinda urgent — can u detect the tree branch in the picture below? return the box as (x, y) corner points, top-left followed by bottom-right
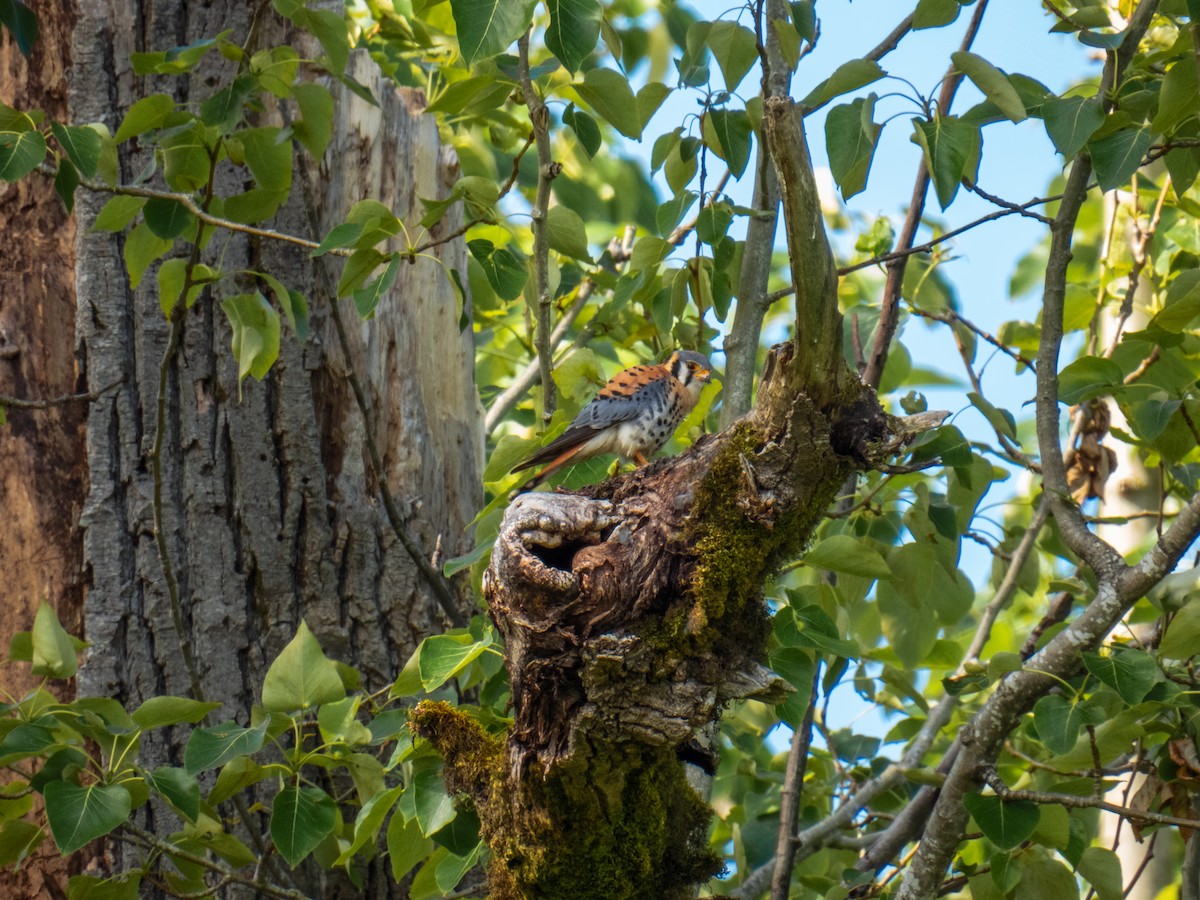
(722, 0), (790, 428)
(896, 8), (1163, 895)
(861, 0), (990, 390)
(770, 664), (820, 900)
(517, 32), (558, 423)
(0, 378), (123, 410)
(980, 766), (1200, 829)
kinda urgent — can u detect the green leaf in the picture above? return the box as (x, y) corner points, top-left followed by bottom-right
(1019, 858), (1079, 898)
(236, 126), (292, 193)
(1082, 649), (1157, 704)
(951, 52), (1026, 123)
(274, 3), (350, 74)
(199, 75), (255, 132)
(637, 82), (672, 131)
(387, 813), (432, 881)
(44, 782), (131, 854)
(449, 0), (532, 65)
(963, 792), (1040, 850)
(354, 254), (401, 318)
(1057, 356), (1123, 405)
(31, 601), (77, 678)
(123, 222), (173, 290)
(545, 206), (591, 260)
(146, 767), (200, 823)
(1160, 597), (1200, 659)
(1152, 59), (1200, 136)
(49, 123), (102, 178)
(0, 819), (43, 867)
(412, 768), (456, 836)
(573, 67), (642, 140)
(335, 785), (404, 866)
(292, 83), (334, 159)
(160, 121), (211, 191)
(545, 0), (601, 73)
(418, 633), (488, 691)
(249, 45), (299, 97)
(221, 292), (281, 387)
(270, 785), (336, 867)
(800, 59), (885, 109)
(825, 94), (881, 200)
(142, 197), (195, 240)
(468, 241), (527, 301)
(1089, 126), (1153, 192)
(250, 271), (307, 338)
(156, 258), (214, 317)
(803, 535), (890, 579)
(562, 104), (601, 158)
(707, 21), (757, 92)
(131, 696), (220, 729)
(911, 115), (979, 209)
(337, 247), (386, 296)
(0, 0), (39, 56)
(92, 195), (145, 233)
(913, 0), (961, 29)
(1151, 269), (1200, 332)
(113, 94), (175, 143)
(53, 158), (79, 212)
(261, 620), (347, 712)
(704, 109), (752, 178)
(1032, 693), (1104, 754)
(184, 719), (269, 775)
(0, 121), (45, 181)
(1077, 847), (1123, 900)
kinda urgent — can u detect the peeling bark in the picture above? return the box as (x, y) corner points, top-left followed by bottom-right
(0, 4), (86, 896)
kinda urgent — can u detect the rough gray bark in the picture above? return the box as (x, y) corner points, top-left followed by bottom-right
(66, 2), (480, 895)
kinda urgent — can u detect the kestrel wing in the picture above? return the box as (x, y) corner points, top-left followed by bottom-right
(512, 367), (666, 471)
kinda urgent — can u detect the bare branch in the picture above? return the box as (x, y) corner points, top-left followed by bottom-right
(861, 0), (990, 390)
(518, 32), (558, 423)
(0, 378), (123, 410)
(770, 665), (820, 900)
(980, 766), (1200, 829)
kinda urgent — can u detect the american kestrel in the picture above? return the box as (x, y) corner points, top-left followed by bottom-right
(513, 349), (715, 487)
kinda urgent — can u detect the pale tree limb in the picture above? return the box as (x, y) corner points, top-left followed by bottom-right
(770, 664), (821, 900)
(861, 0), (989, 390)
(517, 32), (558, 423)
(721, 0), (791, 428)
(734, 489), (1052, 896)
(895, 9), (1167, 896)
(724, 6), (917, 426)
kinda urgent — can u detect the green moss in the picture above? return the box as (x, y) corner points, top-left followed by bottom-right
(414, 700), (720, 900)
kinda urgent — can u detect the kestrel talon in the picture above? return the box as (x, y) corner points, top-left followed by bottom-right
(513, 349), (715, 488)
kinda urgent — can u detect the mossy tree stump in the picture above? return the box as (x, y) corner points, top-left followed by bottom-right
(412, 99), (934, 900)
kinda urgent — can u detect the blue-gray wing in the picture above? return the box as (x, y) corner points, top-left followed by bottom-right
(513, 376), (666, 471)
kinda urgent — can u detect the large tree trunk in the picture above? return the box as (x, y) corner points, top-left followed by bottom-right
(0, 5), (86, 897)
(3, 2), (482, 896)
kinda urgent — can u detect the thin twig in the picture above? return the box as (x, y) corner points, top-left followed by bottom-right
(0, 378), (123, 410)
(122, 825), (306, 900)
(861, 0), (990, 390)
(981, 767), (1200, 828)
(767, 193), (1065, 303)
(517, 32), (557, 423)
